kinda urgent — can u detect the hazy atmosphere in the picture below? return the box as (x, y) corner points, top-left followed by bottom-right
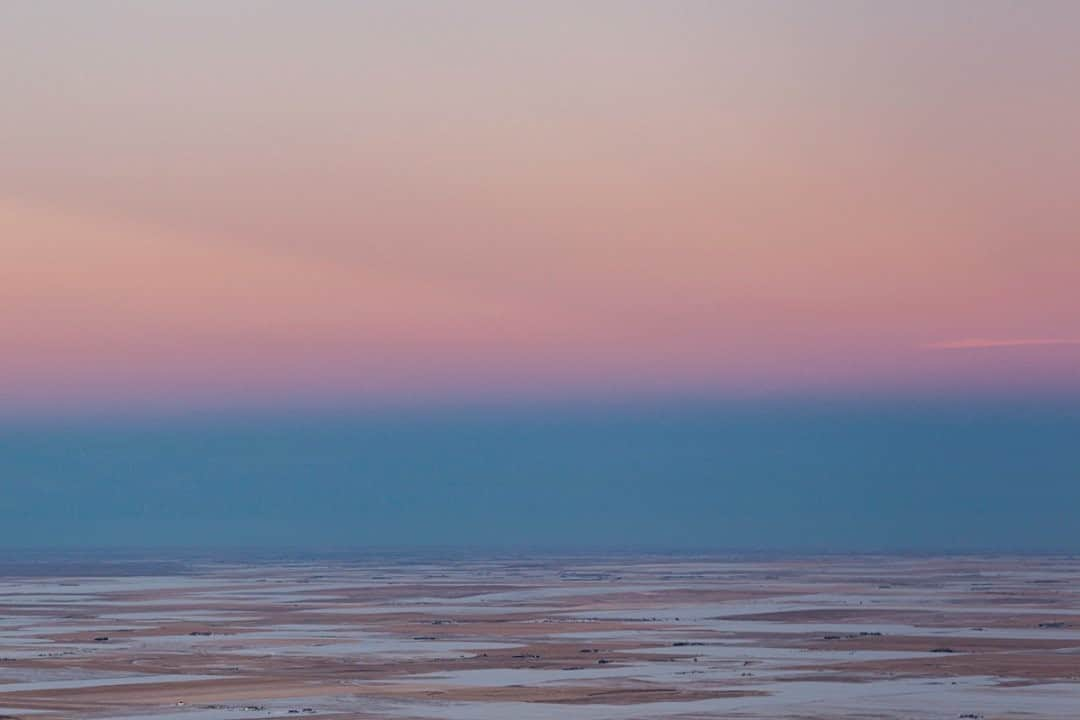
(3, 1), (1079, 551)
(3, 401), (1080, 550)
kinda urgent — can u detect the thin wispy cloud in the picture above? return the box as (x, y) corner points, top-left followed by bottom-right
(925, 338), (1080, 350)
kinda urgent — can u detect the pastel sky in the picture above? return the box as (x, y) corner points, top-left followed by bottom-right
(3, 1), (1080, 413)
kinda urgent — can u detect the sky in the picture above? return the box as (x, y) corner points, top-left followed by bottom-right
(3, 401), (1079, 551)
(2, 2), (1079, 550)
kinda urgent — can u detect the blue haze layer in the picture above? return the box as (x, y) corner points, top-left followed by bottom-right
(2, 400), (1077, 551)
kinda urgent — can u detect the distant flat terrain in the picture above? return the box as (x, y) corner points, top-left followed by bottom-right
(2, 553), (1080, 719)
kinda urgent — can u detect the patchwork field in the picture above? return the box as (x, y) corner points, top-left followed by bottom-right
(2, 553), (1080, 718)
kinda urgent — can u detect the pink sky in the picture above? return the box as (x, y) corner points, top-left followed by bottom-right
(2, 2), (1079, 411)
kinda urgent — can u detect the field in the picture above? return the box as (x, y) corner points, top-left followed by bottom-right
(2, 553), (1080, 719)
